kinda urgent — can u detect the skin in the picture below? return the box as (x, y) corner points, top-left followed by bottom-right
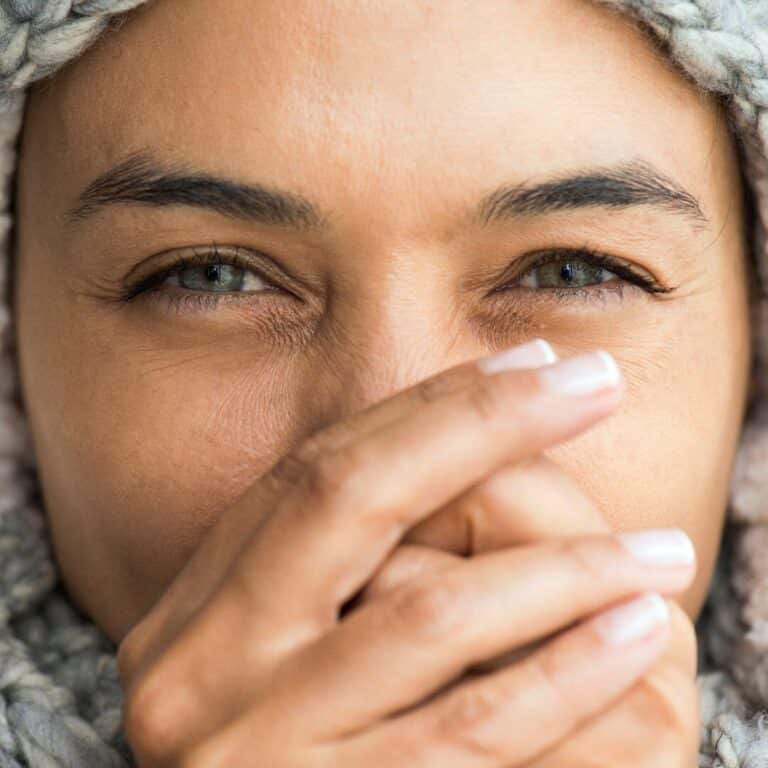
(114, 359), (697, 764)
(12, 0), (752, 656)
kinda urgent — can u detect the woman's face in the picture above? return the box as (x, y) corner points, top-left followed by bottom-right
(14, 0), (751, 644)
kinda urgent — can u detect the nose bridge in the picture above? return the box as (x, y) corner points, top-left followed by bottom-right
(306, 327), (453, 432)
(298, 278), (470, 434)
(347, 335), (446, 410)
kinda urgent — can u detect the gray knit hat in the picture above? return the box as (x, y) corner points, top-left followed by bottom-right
(0, 1), (766, 766)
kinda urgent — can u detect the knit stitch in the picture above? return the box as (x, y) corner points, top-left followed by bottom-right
(0, 1), (767, 766)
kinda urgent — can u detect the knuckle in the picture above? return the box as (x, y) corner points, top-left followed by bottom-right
(412, 372), (459, 405)
(410, 360), (489, 408)
(383, 576), (465, 641)
(180, 729), (295, 768)
(302, 443), (369, 504)
(525, 643), (578, 729)
(602, 656), (700, 768)
(556, 535), (608, 587)
(639, 664), (701, 756)
(292, 431), (326, 465)
(267, 445), (317, 493)
(463, 369), (541, 428)
(122, 674), (189, 765)
(466, 375), (510, 424)
(178, 739), (230, 768)
(669, 601), (699, 677)
(434, 681), (509, 762)
(268, 438), (370, 509)
(116, 626), (147, 689)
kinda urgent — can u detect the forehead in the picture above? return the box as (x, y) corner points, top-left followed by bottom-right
(25, 0), (728, 232)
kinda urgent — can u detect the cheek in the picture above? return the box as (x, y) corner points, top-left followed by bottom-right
(22, 327), (312, 636)
(544, 307), (746, 618)
(16, 241), (750, 637)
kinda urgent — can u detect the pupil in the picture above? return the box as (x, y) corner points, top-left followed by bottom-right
(206, 264), (222, 283)
(560, 263), (574, 283)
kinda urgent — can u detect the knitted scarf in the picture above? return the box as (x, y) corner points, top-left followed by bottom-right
(0, 1), (767, 765)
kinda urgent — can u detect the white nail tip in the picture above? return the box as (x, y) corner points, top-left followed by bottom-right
(617, 528), (696, 566)
(478, 338), (558, 374)
(537, 349), (622, 396)
(594, 591), (669, 646)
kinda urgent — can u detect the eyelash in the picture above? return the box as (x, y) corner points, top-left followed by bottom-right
(119, 243), (670, 313)
(120, 245), (281, 313)
(492, 247), (671, 302)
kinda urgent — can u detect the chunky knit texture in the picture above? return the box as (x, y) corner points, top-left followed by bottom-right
(0, 0), (765, 765)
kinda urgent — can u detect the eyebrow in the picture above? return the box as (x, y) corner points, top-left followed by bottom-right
(474, 159), (708, 229)
(63, 150), (708, 232)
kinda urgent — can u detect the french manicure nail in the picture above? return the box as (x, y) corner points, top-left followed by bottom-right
(477, 339), (558, 374)
(536, 349), (621, 396)
(617, 528), (696, 566)
(593, 591), (670, 646)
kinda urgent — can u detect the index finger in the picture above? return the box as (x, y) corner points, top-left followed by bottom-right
(129, 340), (561, 659)
(403, 454), (612, 557)
(125, 349), (627, 745)
(216, 348), (626, 632)
(291, 338), (558, 461)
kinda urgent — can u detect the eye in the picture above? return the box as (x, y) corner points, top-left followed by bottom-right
(120, 244), (286, 313)
(495, 248), (670, 302)
(519, 253), (614, 289)
(166, 260), (267, 293)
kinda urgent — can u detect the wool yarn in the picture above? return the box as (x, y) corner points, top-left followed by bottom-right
(0, 1), (766, 765)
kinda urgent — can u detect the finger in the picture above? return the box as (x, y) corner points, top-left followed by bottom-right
(299, 338), (558, 457)
(254, 530), (695, 740)
(135, 450), (606, 682)
(183, 591), (673, 768)
(353, 454), (609, 606)
(403, 454), (611, 556)
(471, 575), (698, 682)
(360, 552), (698, 766)
(524, 675), (700, 768)
(352, 458), (698, 683)
(664, 600), (698, 680)
(388, 455), (613, 674)
(523, 601), (700, 768)
(120, 348), (619, 756)
(125, 340), (557, 666)
(406, 455), (612, 675)
(216, 350), (625, 643)
(358, 556), (698, 766)
(353, 543), (547, 675)
(318, 592), (674, 768)
(349, 544), (462, 608)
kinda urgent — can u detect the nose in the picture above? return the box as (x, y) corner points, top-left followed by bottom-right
(295, 286), (479, 436)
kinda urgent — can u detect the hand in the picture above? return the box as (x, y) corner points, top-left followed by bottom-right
(522, 599), (699, 768)
(356, 455), (700, 766)
(116, 346), (691, 766)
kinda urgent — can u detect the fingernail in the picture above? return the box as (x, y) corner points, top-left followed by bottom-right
(593, 591), (669, 646)
(617, 528), (696, 566)
(478, 339), (558, 374)
(536, 350), (621, 396)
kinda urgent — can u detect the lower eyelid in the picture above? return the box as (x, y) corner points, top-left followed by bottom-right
(146, 281), (634, 315)
(143, 281), (291, 315)
(140, 287), (223, 314)
(132, 257), (645, 315)
(495, 280), (635, 306)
